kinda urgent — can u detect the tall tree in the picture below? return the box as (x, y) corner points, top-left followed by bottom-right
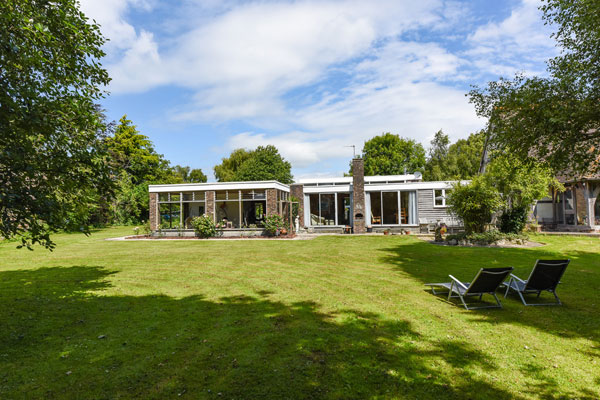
(172, 165), (207, 183)
(214, 146), (293, 184)
(469, 1), (600, 175)
(105, 116), (172, 184)
(423, 130), (450, 181)
(0, 0), (112, 249)
(214, 149), (252, 182)
(358, 133), (426, 176)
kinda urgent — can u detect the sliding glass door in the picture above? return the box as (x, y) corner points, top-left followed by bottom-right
(369, 191), (417, 225)
(308, 192), (350, 226)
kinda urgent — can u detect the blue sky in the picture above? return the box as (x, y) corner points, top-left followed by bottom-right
(79, 0), (557, 180)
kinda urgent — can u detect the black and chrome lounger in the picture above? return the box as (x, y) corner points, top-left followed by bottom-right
(503, 259), (570, 306)
(425, 267), (514, 310)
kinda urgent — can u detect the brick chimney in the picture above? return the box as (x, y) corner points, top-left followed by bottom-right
(352, 158), (366, 233)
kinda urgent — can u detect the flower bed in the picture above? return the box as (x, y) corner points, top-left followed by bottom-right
(442, 231), (529, 246)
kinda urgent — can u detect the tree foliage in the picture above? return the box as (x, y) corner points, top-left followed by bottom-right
(358, 133), (426, 176)
(214, 149), (252, 182)
(483, 154), (562, 233)
(423, 131), (485, 181)
(447, 177), (503, 234)
(173, 165), (207, 183)
(105, 116), (173, 184)
(214, 146), (293, 184)
(0, 0), (112, 249)
(469, 1), (600, 175)
(448, 153), (561, 234)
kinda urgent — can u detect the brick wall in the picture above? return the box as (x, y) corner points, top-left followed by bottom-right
(290, 184), (304, 228)
(149, 192), (158, 231)
(266, 188), (277, 217)
(206, 191), (215, 222)
(352, 158), (366, 233)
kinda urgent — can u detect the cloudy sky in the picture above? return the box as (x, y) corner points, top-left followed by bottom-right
(80, 0), (557, 179)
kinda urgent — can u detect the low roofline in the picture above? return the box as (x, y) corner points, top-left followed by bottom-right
(149, 180), (290, 193)
(297, 173), (422, 184)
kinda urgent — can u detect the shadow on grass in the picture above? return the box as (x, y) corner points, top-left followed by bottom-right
(380, 240), (600, 385)
(0, 266), (523, 399)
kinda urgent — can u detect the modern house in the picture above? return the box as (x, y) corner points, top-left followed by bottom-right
(148, 158), (461, 236)
(533, 172), (600, 232)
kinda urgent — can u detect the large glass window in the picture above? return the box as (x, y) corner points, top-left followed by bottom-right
(400, 191), (417, 225)
(159, 203), (181, 229)
(309, 194), (320, 225)
(370, 191), (417, 225)
(370, 192), (382, 224)
(337, 193), (351, 226)
(309, 193), (348, 226)
(382, 192), (399, 224)
(320, 194), (336, 225)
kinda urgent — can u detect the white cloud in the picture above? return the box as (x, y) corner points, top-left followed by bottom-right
(466, 0), (557, 77)
(81, 0), (558, 175)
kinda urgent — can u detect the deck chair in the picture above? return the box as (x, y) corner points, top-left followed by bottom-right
(425, 267), (513, 310)
(503, 260), (570, 306)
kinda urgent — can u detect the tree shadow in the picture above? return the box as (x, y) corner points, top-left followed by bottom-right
(0, 266), (521, 399)
(379, 240), (600, 398)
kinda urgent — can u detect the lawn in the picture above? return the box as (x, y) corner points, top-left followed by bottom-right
(0, 227), (598, 399)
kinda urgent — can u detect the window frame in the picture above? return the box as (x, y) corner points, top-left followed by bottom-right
(433, 189), (450, 208)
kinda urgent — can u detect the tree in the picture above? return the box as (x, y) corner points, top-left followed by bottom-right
(423, 130), (450, 181)
(233, 145), (293, 184)
(106, 116), (172, 184)
(0, 0), (112, 249)
(469, 1), (600, 175)
(423, 131), (485, 181)
(173, 165), (207, 183)
(214, 146), (293, 184)
(447, 177), (503, 234)
(214, 149), (252, 182)
(358, 133), (426, 176)
(483, 154), (562, 233)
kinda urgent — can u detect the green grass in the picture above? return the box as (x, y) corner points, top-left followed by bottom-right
(0, 227), (598, 399)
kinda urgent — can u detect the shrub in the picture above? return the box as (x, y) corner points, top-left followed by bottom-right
(446, 231), (528, 245)
(447, 177), (503, 234)
(263, 214), (285, 236)
(499, 205), (529, 234)
(191, 215), (217, 238)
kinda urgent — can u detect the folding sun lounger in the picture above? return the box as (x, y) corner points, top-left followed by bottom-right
(425, 267), (514, 310)
(503, 259), (570, 306)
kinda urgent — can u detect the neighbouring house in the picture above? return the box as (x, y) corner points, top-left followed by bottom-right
(148, 158), (461, 236)
(533, 172), (600, 232)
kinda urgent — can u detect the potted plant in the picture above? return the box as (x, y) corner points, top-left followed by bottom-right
(366, 225), (373, 233)
(383, 228), (390, 236)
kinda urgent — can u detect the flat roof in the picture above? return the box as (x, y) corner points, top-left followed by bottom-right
(298, 173), (422, 185)
(148, 180), (290, 193)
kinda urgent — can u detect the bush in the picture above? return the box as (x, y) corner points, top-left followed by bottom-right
(191, 215), (217, 238)
(447, 177), (503, 234)
(263, 214), (285, 236)
(498, 205), (529, 233)
(446, 231), (528, 245)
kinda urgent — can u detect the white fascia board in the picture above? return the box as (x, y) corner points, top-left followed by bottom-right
(297, 177), (352, 184)
(364, 174), (422, 183)
(303, 185), (351, 193)
(365, 181), (467, 192)
(149, 181), (290, 193)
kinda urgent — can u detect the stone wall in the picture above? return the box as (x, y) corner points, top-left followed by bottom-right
(290, 184), (304, 228)
(352, 158), (366, 233)
(149, 192), (158, 231)
(206, 191), (215, 222)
